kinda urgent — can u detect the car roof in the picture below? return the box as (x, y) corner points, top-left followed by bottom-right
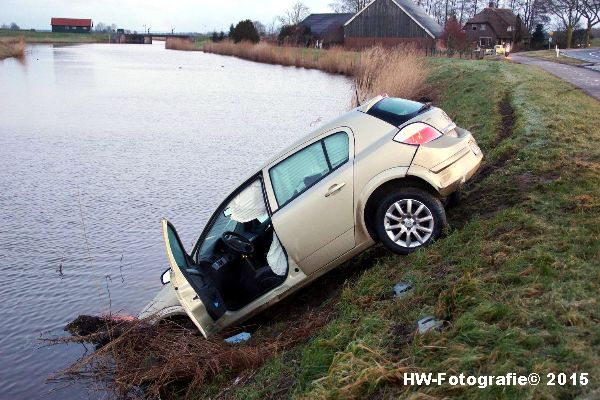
(261, 98), (390, 169)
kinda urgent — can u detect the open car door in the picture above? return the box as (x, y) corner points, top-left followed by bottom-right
(161, 219), (226, 337)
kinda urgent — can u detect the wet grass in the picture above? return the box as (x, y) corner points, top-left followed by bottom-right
(191, 59), (600, 399)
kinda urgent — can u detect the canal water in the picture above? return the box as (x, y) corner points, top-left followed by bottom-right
(0, 42), (352, 399)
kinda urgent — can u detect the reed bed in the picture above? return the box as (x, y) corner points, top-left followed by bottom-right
(0, 37), (25, 60)
(165, 37), (198, 51)
(203, 41), (432, 102)
(203, 41), (359, 76)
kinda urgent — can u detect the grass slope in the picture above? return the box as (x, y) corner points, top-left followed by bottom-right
(193, 59), (600, 399)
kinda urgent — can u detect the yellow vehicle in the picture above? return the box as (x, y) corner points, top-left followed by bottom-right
(140, 96), (483, 337)
(494, 44), (510, 57)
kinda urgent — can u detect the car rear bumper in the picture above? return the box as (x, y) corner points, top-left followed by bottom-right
(408, 128), (483, 197)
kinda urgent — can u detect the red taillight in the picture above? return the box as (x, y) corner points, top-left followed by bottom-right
(393, 122), (442, 145)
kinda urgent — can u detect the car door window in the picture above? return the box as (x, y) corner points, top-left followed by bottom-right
(269, 141), (330, 206)
(323, 132), (349, 169)
(269, 132), (350, 207)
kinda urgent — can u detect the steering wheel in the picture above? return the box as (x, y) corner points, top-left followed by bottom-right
(221, 231), (254, 255)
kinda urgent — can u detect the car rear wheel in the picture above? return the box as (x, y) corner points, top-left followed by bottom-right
(374, 188), (446, 254)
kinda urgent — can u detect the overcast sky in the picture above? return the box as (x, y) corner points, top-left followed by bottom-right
(2, 0), (334, 32)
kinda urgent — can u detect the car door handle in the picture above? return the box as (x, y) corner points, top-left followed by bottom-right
(325, 182), (346, 197)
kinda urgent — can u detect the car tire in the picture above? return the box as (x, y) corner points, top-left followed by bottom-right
(374, 188), (446, 255)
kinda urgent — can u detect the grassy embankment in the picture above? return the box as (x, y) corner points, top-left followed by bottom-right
(190, 49), (600, 399)
(517, 49), (589, 65)
(56, 44), (600, 399)
(0, 30), (109, 44)
(0, 37), (25, 59)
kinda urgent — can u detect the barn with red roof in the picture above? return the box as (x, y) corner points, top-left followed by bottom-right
(51, 18), (93, 33)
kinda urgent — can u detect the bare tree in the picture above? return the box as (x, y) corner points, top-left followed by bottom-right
(328, 0), (370, 13)
(9, 22), (20, 30)
(581, 0), (600, 44)
(548, 0), (584, 47)
(279, 2), (311, 25)
(253, 20), (267, 36)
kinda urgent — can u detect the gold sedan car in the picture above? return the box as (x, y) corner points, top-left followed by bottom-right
(140, 96), (483, 337)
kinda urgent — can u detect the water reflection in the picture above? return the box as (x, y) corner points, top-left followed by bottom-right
(0, 42), (351, 399)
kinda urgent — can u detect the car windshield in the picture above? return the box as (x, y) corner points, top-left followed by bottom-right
(366, 98), (425, 127)
(197, 180), (269, 259)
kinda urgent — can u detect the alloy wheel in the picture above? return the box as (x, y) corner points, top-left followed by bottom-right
(383, 198), (434, 248)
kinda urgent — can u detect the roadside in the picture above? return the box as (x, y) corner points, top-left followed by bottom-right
(561, 48), (600, 72)
(515, 49), (589, 66)
(511, 53), (600, 101)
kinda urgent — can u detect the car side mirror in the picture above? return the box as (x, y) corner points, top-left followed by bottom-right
(161, 268), (171, 285)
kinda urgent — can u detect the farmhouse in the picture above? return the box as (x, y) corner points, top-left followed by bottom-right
(299, 13), (354, 46)
(343, 0), (443, 48)
(51, 18), (93, 33)
(463, 3), (529, 49)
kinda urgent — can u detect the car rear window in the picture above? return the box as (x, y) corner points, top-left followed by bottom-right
(366, 98), (425, 127)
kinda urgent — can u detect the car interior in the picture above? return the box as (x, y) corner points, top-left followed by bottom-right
(185, 180), (288, 312)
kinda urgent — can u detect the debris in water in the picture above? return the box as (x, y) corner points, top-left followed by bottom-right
(393, 282), (414, 298)
(225, 332), (251, 344)
(417, 316), (443, 334)
(64, 314), (133, 347)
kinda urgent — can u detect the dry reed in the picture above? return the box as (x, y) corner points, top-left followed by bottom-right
(165, 37), (198, 51)
(0, 37), (25, 60)
(202, 41), (359, 76)
(50, 307), (333, 399)
(354, 45), (433, 104)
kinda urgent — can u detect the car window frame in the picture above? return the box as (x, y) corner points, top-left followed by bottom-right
(190, 173), (272, 261)
(267, 129), (352, 212)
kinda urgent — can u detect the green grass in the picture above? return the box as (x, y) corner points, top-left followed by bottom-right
(186, 58), (600, 399)
(517, 49), (589, 65)
(0, 29), (110, 43)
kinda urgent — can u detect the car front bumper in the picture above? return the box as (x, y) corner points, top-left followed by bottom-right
(407, 127), (483, 197)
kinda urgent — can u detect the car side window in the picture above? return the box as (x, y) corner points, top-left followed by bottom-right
(270, 141), (329, 207)
(323, 132), (349, 169)
(270, 131), (350, 208)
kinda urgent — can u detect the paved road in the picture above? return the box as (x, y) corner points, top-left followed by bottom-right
(562, 48), (600, 64)
(510, 54), (600, 101)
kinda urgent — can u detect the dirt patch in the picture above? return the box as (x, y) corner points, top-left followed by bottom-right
(448, 93), (522, 226)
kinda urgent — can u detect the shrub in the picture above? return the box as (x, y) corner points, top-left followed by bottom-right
(442, 17), (470, 53)
(232, 20), (260, 44)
